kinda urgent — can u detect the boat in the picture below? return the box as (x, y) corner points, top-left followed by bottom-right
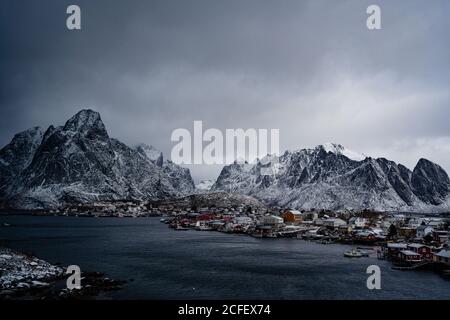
(318, 239), (334, 244)
(195, 221), (214, 231)
(2, 223), (11, 227)
(391, 261), (429, 270)
(344, 249), (364, 258)
(196, 225), (214, 231)
(175, 225), (189, 231)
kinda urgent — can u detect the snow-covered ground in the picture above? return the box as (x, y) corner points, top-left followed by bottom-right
(0, 248), (64, 293)
(195, 179), (215, 191)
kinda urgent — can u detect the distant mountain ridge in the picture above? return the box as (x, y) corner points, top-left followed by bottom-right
(212, 143), (450, 213)
(0, 109), (195, 209)
(2, 112), (449, 213)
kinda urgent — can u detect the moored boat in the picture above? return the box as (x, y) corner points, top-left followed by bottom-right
(344, 249), (364, 258)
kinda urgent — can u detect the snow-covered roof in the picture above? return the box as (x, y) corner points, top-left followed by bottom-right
(407, 243), (428, 249)
(355, 231), (373, 236)
(417, 225), (433, 231)
(287, 210), (302, 215)
(436, 250), (450, 259)
(400, 250), (420, 256)
(326, 218), (345, 222)
(387, 243), (408, 249)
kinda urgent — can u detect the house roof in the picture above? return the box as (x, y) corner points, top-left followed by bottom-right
(387, 243), (408, 249)
(407, 243), (429, 249)
(436, 250), (450, 259)
(264, 215), (283, 222)
(417, 225), (433, 231)
(286, 210), (302, 215)
(325, 218), (346, 223)
(350, 217), (366, 221)
(400, 250), (421, 256)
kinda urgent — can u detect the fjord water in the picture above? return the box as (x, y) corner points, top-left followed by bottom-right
(1, 215), (449, 299)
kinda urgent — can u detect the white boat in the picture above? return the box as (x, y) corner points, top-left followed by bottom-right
(175, 225), (189, 231)
(195, 221), (213, 231)
(197, 225), (213, 231)
(344, 249), (363, 258)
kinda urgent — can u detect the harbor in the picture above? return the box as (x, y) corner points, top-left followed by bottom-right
(158, 207), (450, 277)
(5, 197), (449, 279)
(1, 215), (450, 299)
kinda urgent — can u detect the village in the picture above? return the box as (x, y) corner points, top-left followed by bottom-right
(38, 199), (450, 276)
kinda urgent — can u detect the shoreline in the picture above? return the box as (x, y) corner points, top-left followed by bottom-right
(0, 247), (125, 300)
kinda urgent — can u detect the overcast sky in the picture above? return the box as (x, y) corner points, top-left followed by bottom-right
(1, 0), (450, 182)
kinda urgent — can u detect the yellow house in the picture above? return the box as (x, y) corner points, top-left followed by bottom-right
(281, 210), (303, 224)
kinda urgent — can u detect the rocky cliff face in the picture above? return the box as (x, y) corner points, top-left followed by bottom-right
(0, 127), (44, 203)
(134, 143), (195, 195)
(0, 109), (195, 209)
(212, 143), (450, 212)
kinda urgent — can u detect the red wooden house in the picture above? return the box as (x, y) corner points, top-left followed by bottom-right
(407, 243), (433, 260)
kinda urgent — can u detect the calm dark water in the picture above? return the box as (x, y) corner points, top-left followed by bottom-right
(1, 215), (449, 299)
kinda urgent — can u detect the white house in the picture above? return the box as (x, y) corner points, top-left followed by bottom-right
(416, 225), (434, 239)
(234, 216), (253, 225)
(407, 218), (427, 228)
(427, 219), (444, 229)
(323, 218), (347, 228)
(261, 215), (284, 226)
(313, 218), (324, 226)
(349, 217), (367, 228)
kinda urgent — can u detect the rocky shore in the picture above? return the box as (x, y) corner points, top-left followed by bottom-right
(0, 247), (125, 299)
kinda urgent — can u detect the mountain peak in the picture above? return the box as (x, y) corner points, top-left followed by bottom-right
(0, 126), (43, 174)
(63, 109), (108, 139)
(135, 143), (163, 166)
(416, 158), (434, 166)
(319, 142), (367, 161)
(8, 127), (44, 151)
(412, 158), (450, 205)
(414, 158), (449, 177)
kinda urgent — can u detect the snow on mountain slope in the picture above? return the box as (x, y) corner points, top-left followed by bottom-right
(135, 144), (164, 165)
(322, 143), (367, 162)
(0, 109), (195, 209)
(212, 144), (450, 212)
(195, 180), (215, 191)
(134, 143), (195, 193)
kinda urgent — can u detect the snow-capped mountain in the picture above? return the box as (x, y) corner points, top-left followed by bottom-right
(135, 143), (164, 166)
(321, 142), (367, 162)
(212, 144), (450, 212)
(134, 143), (195, 194)
(0, 109), (195, 209)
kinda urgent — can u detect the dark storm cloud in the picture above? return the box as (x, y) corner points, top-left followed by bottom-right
(1, 0), (450, 181)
